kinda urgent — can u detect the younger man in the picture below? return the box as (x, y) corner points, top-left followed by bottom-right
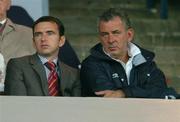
(5, 16), (81, 96)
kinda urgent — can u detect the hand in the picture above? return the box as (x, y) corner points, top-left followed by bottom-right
(95, 90), (125, 98)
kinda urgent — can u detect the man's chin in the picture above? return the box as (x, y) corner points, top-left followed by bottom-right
(38, 52), (51, 57)
(109, 52), (118, 58)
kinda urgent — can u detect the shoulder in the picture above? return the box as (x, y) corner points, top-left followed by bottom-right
(81, 55), (97, 69)
(137, 45), (155, 61)
(81, 53), (111, 69)
(7, 55), (33, 67)
(14, 24), (32, 33)
(82, 43), (113, 67)
(7, 18), (32, 33)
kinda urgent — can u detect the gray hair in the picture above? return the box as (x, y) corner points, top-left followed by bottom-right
(98, 8), (132, 30)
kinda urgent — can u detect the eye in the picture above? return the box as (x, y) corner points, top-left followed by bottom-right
(46, 31), (55, 36)
(100, 32), (109, 37)
(34, 32), (42, 38)
(112, 30), (121, 35)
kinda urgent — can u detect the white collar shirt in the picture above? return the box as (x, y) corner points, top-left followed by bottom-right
(103, 42), (141, 85)
(38, 55), (58, 80)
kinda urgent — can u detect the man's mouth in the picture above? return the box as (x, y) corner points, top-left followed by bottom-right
(108, 46), (116, 51)
(41, 44), (49, 48)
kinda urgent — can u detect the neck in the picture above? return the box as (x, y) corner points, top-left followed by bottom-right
(47, 56), (58, 62)
(121, 54), (130, 63)
(0, 15), (7, 22)
(39, 54), (58, 62)
(115, 53), (129, 63)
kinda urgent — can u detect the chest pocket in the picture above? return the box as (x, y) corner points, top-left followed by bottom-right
(131, 64), (151, 86)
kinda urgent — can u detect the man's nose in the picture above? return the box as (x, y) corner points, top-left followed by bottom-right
(41, 34), (47, 41)
(108, 34), (115, 43)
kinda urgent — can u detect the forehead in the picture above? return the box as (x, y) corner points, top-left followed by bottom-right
(99, 16), (124, 27)
(99, 17), (126, 32)
(0, 0), (10, 4)
(34, 21), (58, 31)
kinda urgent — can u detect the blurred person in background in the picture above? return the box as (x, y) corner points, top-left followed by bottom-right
(0, 0), (35, 64)
(146, 0), (168, 19)
(0, 0), (35, 93)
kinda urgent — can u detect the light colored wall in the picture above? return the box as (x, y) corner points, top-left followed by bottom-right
(11, 0), (49, 21)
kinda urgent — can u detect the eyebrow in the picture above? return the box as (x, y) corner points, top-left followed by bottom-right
(112, 30), (121, 33)
(34, 30), (56, 34)
(100, 29), (120, 34)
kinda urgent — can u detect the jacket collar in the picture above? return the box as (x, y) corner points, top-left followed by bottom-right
(90, 43), (155, 66)
(2, 18), (16, 35)
(29, 53), (69, 96)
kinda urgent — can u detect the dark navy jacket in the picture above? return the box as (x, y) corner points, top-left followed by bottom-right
(80, 43), (177, 98)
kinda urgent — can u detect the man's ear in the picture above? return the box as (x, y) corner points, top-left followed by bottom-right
(32, 38), (36, 49)
(7, 0), (11, 10)
(59, 36), (65, 47)
(127, 28), (134, 42)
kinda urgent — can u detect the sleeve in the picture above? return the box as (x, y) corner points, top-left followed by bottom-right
(4, 59), (27, 95)
(80, 59), (114, 97)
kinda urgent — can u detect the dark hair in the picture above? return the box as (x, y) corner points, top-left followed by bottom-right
(98, 8), (132, 29)
(32, 16), (65, 36)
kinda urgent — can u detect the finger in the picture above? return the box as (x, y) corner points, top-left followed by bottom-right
(103, 92), (114, 97)
(95, 91), (105, 95)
